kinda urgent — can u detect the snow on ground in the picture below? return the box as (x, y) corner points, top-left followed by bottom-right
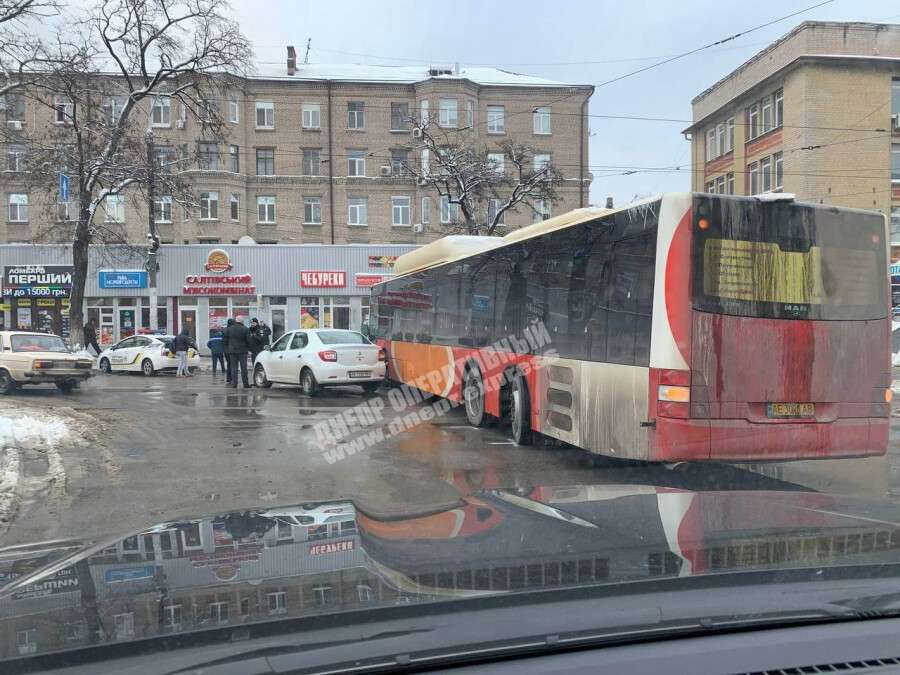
(0, 413), (69, 449)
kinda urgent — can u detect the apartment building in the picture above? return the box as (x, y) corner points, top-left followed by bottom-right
(684, 22), (900, 250)
(0, 50), (593, 246)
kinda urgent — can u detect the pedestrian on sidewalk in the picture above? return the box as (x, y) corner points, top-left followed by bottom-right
(174, 328), (195, 377)
(223, 316), (251, 388)
(222, 318), (235, 384)
(248, 318), (264, 366)
(259, 319), (272, 346)
(83, 318), (102, 356)
(206, 332), (226, 376)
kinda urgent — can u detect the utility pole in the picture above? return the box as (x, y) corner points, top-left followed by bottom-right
(145, 130), (160, 329)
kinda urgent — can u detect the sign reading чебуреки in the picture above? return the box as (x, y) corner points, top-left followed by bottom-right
(3, 264), (73, 299)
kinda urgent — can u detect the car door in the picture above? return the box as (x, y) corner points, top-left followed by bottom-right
(109, 337), (138, 368)
(264, 332), (292, 382)
(281, 331), (309, 384)
(127, 336), (154, 371)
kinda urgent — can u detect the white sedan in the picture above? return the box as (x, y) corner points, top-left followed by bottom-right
(253, 329), (385, 395)
(98, 334), (200, 376)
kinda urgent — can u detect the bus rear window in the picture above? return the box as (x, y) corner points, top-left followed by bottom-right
(693, 196), (887, 321)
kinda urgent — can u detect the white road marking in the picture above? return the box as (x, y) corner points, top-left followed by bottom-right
(488, 441), (516, 445)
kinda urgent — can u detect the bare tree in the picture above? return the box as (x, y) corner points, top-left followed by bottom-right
(14, 0), (251, 346)
(404, 118), (564, 236)
(0, 0), (61, 98)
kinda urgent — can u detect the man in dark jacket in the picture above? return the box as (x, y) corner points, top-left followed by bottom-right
(83, 318), (102, 356)
(173, 328), (196, 377)
(221, 318), (235, 383)
(206, 332), (226, 376)
(248, 318), (264, 365)
(223, 317), (251, 388)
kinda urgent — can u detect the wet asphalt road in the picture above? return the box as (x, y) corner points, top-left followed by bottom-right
(2, 365), (900, 545)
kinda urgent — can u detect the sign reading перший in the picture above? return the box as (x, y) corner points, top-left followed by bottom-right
(183, 274), (256, 295)
(300, 271), (346, 288)
(3, 265), (73, 298)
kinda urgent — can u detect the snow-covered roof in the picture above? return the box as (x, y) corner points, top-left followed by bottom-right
(250, 62), (586, 88)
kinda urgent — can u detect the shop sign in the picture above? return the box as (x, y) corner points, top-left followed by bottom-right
(189, 543), (262, 568)
(300, 271), (346, 288)
(105, 565), (154, 583)
(3, 264), (73, 299)
(183, 274), (255, 295)
(12, 567), (79, 600)
(0, 303), (9, 311)
(355, 273), (390, 288)
(368, 255), (398, 269)
(309, 539), (354, 556)
(36, 299), (56, 307)
(99, 270), (148, 289)
(204, 248), (233, 273)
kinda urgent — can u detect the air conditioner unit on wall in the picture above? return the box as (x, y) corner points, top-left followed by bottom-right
(176, 119), (186, 129)
(412, 127), (422, 138)
(892, 114), (900, 131)
(416, 178), (428, 187)
(380, 165), (392, 177)
(6, 120), (23, 130)
(412, 223), (424, 233)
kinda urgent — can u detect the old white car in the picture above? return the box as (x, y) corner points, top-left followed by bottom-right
(252, 329), (385, 395)
(98, 334), (200, 376)
(0, 331), (93, 394)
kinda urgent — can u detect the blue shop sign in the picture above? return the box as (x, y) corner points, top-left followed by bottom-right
(104, 565), (155, 583)
(99, 270), (148, 289)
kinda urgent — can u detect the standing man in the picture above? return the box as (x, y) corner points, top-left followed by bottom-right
(206, 331), (226, 376)
(222, 318), (235, 384)
(83, 318), (102, 356)
(248, 318), (264, 366)
(173, 328), (195, 377)
(260, 320), (272, 346)
(223, 316), (251, 388)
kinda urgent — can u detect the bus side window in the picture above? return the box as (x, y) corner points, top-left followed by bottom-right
(605, 230), (656, 366)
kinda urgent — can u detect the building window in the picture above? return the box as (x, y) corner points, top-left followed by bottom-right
(57, 199), (73, 222)
(348, 197), (367, 226)
(760, 156), (772, 192)
(716, 123), (726, 157)
(102, 95), (124, 124)
(391, 102), (410, 131)
(347, 101), (365, 129)
(390, 148), (409, 176)
(726, 172), (735, 195)
(257, 195), (276, 223)
(227, 144), (239, 173)
(761, 95), (773, 134)
(200, 191), (219, 220)
(228, 95), (239, 123)
(716, 175), (725, 194)
(748, 161), (759, 194)
(392, 196), (411, 226)
(533, 106), (551, 135)
(3, 93), (25, 121)
(726, 118), (735, 153)
(267, 592), (287, 615)
(199, 98), (218, 123)
(304, 197), (321, 224)
(256, 148), (275, 176)
(421, 197), (430, 224)
(487, 105), (505, 133)
(155, 144), (174, 169)
(198, 142), (219, 171)
(533, 198), (551, 222)
(420, 148), (429, 175)
(302, 102), (321, 129)
(774, 89), (783, 128)
(419, 99), (429, 124)
(255, 101), (274, 128)
(747, 102), (759, 140)
(154, 195), (172, 223)
(488, 198), (505, 226)
(230, 193), (239, 221)
(487, 152), (505, 175)
(313, 585), (334, 607)
(6, 144), (25, 172)
(302, 148), (320, 176)
(706, 180), (715, 193)
(208, 602), (229, 625)
(163, 605), (182, 630)
(438, 98), (458, 128)
(773, 151), (783, 189)
(705, 128), (716, 162)
(151, 96), (171, 127)
(466, 100), (475, 128)
(347, 149), (366, 177)
(533, 153), (551, 173)
(357, 584), (374, 603)
(891, 206), (900, 244)
(893, 144), (900, 182)
(114, 613), (134, 640)
(8, 193), (27, 222)
(105, 194), (124, 223)
(440, 195), (459, 224)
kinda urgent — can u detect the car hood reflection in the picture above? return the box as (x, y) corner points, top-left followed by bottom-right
(4, 483), (900, 660)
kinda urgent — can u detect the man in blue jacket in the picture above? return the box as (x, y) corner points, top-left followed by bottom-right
(207, 331), (226, 377)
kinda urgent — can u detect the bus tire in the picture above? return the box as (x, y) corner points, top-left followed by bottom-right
(510, 373), (533, 446)
(463, 366), (488, 428)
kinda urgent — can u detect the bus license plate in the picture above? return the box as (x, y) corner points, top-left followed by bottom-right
(767, 403), (815, 418)
(349, 371), (371, 378)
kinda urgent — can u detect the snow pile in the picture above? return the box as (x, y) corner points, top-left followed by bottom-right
(0, 414), (69, 449)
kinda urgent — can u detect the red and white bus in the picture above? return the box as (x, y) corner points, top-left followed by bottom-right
(370, 193), (890, 462)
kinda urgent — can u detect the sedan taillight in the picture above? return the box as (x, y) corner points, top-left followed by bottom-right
(318, 350), (338, 362)
(378, 349), (386, 362)
(32, 360), (54, 369)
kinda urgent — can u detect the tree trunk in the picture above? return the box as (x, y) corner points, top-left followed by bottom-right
(69, 200), (91, 348)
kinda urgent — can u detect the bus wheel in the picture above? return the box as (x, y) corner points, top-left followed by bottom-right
(463, 367), (488, 427)
(510, 374), (533, 445)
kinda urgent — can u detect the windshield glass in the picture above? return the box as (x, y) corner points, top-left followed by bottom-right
(693, 196), (887, 320)
(317, 331), (369, 345)
(10, 334), (69, 352)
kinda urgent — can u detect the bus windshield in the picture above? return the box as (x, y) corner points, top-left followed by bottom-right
(692, 196), (887, 321)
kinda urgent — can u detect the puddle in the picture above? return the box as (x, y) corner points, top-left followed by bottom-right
(122, 447), (145, 458)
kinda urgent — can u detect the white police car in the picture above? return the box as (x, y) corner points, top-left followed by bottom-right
(98, 334), (200, 376)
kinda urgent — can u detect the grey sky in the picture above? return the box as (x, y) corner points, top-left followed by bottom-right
(229, 0), (897, 207)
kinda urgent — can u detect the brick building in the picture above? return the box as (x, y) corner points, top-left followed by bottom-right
(683, 22), (900, 251)
(0, 51), (593, 246)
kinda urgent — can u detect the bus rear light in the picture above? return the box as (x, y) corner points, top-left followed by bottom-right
(658, 385), (690, 402)
(697, 217), (710, 230)
(658, 369), (690, 386)
(318, 350), (338, 362)
(885, 388), (893, 403)
(657, 401), (690, 418)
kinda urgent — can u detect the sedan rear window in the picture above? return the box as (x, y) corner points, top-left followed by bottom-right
(11, 334), (69, 353)
(316, 331), (369, 345)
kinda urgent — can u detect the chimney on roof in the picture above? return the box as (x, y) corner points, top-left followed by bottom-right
(605, 197), (614, 209)
(454, 62), (460, 75)
(287, 46), (296, 76)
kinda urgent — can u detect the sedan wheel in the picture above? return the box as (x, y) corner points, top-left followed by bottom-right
(141, 359), (155, 376)
(99, 358), (112, 374)
(254, 365), (273, 388)
(301, 369), (318, 396)
(0, 370), (16, 395)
